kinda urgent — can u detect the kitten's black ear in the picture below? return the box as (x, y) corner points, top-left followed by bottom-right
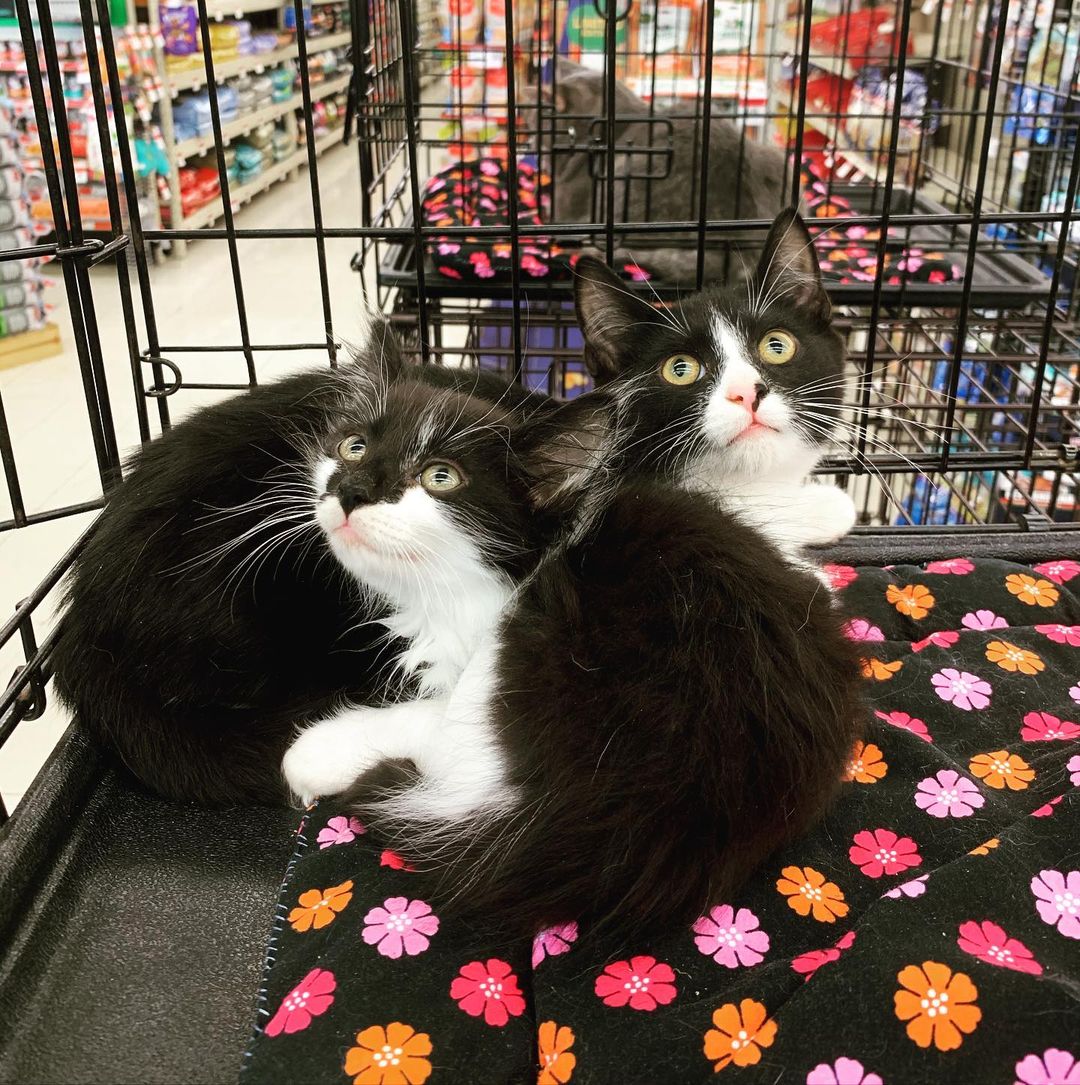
(574, 255), (660, 383)
(753, 208), (831, 325)
(518, 393), (617, 511)
(350, 317), (405, 382)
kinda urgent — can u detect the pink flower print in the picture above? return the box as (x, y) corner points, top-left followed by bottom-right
(532, 921), (578, 968)
(623, 261), (651, 282)
(450, 959), (526, 1026)
(925, 557), (974, 575)
(822, 563), (857, 590)
(264, 967), (336, 1036)
(479, 158), (500, 176)
(884, 875), (929, 900)
(849, 828), (922, 878)
(521, 254), (548, 277)
(428, 176), (446, 192)
(1033, 559), (1080, 585)
(1032, 795), (1063, 818)
(379, 848), (415, 871)
(957, 919), (1042, 975)
(1072, 684), (1080, 705)
(437, 240), (461, 255)
(932, 668), (992, 711)
(692, 905), (770, 969)
(1031, 869), (1080, 939)
(928, 269), (947, 283)
(1015, 1048), (1080, 1085)
(1034, 623), (1080, 646)
(847, 224), (869, 240)
(911, 629), (960, 652)
(962, 609), (1009, 631)
(806, 1057), (883, 1085)
(317, 815), (365, 849)
(594, 956), (677, 1011)
(1070, 754), (1080, 786)
(469, 251), (495, 278)
(791, 930), (855, 981)
(874, 708), (932, 742)
(362, 897), (439, 959)
(438, 265), (462, 279)
(915, 769), (985, 818)
(1021, 711), (1080, 741)
(843, 618), (884, 642)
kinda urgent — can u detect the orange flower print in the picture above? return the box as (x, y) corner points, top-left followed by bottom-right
(886, 583), (935, 619)
(288, 879), (354, 932)
(1005, 573), (1059, 608)
(894, 960), (981, 1051)
(861, 658), (903, 681)
(776, 866), (849, 922)
(969, 837), (999, 856)
(843, 741), (888, 784)
(985, 640), (1045, 675)
(969, 750), (1035, 791)
(344, 1022), (433, 1085)
(538, 1021), (576, 1084)
(703, 998), (777, 1071)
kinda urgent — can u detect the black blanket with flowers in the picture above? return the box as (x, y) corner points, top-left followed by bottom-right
(240, 557), (1080, 1085)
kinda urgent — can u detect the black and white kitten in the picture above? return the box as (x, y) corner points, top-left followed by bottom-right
(573, 208), (857, 561)
(284, 390), (863, 940)
(52, 326), (550, 805)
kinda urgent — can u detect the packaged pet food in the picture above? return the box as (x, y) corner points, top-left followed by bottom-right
(160, 4), (199, 56)
(633, 0), (694, 79)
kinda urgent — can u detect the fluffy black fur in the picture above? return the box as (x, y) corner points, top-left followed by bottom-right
(351, 395), (863, 943)
(52, 329), (550, 805)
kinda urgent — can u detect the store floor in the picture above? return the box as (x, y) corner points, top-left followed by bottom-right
(0, 141), (378, 810)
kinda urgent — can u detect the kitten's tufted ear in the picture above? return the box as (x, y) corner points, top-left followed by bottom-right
(346, 316), (405, 383)
(753, 208), (831, 325)
(574, 255), (661, 383)
(518, 392), (618, 511)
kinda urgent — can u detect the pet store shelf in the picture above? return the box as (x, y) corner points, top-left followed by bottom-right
(173, 72), (351, 160)
(626, 76), (768, 103)
(167, 30), (351, 94)
(180, 125), (345, 230)
(203, 0), (285, 17)
(0, 324), (62, 371)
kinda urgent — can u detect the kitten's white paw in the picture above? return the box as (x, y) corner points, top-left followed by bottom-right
(806, 484), (857, 545)
(282, 713), (384, 806)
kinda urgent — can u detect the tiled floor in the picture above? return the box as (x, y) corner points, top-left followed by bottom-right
(0, 141), (379, 810)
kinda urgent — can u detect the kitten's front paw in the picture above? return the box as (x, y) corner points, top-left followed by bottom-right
(807, 485), (857, 546)
(282, 713), (384, 806)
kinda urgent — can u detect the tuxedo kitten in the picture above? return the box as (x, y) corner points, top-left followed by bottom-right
(53, 324), (550, 805)
(284, 393), (862, 940)
(573, 207), (857, 558)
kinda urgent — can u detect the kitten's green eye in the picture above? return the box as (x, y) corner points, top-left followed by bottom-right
(338, 435), (367, 461)
(420, 463), (464, 494)
(758, 330), (797, 365)
(660, 354), (703, 386)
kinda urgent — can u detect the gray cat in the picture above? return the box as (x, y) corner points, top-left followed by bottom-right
(527, 58), (790, 287)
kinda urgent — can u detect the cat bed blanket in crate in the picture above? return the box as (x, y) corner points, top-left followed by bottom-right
(420, 156), (963, 288)
(241, 557), (1080, 1084)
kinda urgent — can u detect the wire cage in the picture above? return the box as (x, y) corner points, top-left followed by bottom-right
(0, 0), (1078, 817)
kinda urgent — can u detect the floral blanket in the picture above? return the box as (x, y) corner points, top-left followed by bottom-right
(241, 557), (1080, 1085)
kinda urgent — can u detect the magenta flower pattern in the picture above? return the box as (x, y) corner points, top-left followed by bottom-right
(914, 769), (985, 818)
(874, 708), (932, 743)
(264, 967), (336, 1036)
(692, 905), (770, 969)
(1014, 1048), (1080, 1085)
(850, 828), (922, 878)
(957, 919), (1042, 975)
(925, 557), (974, 575)
(1034, 623), (1080, 646)
(931, 667), (992, 710)
(531, 921), (578, 968)
(1020, 711), (1080, 741)
(1032, 558), (1080, 584)
(1031, 870), (1080, 939)
(316, 815), (365, 849)
(361, 897), (439, 959)
(594, 956), (677, 1011)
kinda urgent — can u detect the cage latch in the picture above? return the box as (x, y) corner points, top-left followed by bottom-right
(140, 354), (183, 398)
(1015, 511), (1053, 533)
(54, 235), (131, 268)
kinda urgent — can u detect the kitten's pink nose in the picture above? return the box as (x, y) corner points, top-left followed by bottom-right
(726, 380), (768, 412)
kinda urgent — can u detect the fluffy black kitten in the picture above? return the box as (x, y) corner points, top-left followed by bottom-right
(287, 388), (863, 941)
(52, 327), (550, 805)
(573, 207), (857, 559)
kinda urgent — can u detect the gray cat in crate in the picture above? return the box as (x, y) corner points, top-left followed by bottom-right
(526, 58), (790, 287)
